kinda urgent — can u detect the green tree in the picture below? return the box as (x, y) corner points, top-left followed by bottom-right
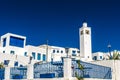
(0, 62), (4, 69)
(75, 60), (84, 80)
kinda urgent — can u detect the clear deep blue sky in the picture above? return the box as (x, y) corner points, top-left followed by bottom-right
(0, 0), (120, 52)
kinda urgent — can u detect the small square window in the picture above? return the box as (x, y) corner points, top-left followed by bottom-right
(86, 30), (89, 34)
(72, 50), (76, 56)
(53, 50), (55, 53)
(93, 56), (97, 60)
(4, 60), (10, 65)
(100, 56), (102, 59)
(77, 51), (80, 53)
(20, 64), (23, 67)
(81, 30), (83, 35)
(3, 51), (5, 53)
(57, 50), (59, 53)
(61, 50), (63, 53)
(10, 50), (15, 54)
(24, 52), (27, 56)
(14, 61), (18, 67)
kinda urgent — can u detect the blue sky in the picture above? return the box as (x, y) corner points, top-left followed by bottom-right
(0, 0), (120, 52)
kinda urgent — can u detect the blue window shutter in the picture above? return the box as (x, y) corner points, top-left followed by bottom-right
(37, 53), (41, 60)
(3, 38), (6, 47)
(43, 54), (46, 61)
(32, 52), (36, 59)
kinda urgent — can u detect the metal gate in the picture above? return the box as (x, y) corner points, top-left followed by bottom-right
(34, 61), (64, 78)
(10, 67), (27, 79)
(0, 68), (5, 80)
(72, 60), (112, 79)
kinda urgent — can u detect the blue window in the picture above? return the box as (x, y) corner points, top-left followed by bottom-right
(93, 56), (97, 60)
(20, 64), (23, 67)
(3, 38), (6, 47)
(53, 50), (55, 53)
(57, 50), (59, 53)
(32, 52), (36, 59)
(14, 61), (18, 67)
(61, 50), (63, 53)
(61, 57), (64, 62)
(100, 56), (102, 59)
(72, 50), (76, 53)
(72, 50), (76, 56)
(24, 52), (27, 56)
(10, 36), (24, 48)
(43, 54), (46, 61)
(37, 53), (41, 60)
(77, 51), (80, 53)
(3, 51), (5, 53)
(51, 58), (53, 62)
(4, 60), (10, 65)
(10, 50), (15, 54)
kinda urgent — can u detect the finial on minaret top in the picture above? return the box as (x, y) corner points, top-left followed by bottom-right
(83, 22), (87, 27)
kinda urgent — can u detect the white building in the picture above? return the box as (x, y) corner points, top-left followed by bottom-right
(92, 52), (104, 60)
(0, 22), (118, 67)
(0, 32), (80, 67)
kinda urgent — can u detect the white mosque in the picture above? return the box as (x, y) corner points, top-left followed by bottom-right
(0, 22), (114, 67)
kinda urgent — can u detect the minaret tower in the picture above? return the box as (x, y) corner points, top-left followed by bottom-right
(79, 22), (92, 61)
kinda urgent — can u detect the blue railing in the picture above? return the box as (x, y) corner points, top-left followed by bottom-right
(72, 60), (112, 79)
(10, 67), (27, 79)
(0, 68), (5, 80)
(34, 61), (64, 78)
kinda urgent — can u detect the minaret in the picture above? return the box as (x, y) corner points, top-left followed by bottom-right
(79, 22), (92, 61)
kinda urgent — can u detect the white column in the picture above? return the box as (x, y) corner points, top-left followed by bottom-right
(64, 57), (72, 80)
(114, 60), (120, 80)
(27, 64), (34, 79)
(5, 67), (10, 80)
(6, 35), (10, 47)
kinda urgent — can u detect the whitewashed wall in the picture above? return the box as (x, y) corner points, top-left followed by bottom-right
(0, 52), (29, 67)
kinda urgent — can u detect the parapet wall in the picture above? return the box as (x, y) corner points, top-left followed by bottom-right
(21, 78), (111, 80)
(27, 78), (111, 80)
(90, 60), (120, 80)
